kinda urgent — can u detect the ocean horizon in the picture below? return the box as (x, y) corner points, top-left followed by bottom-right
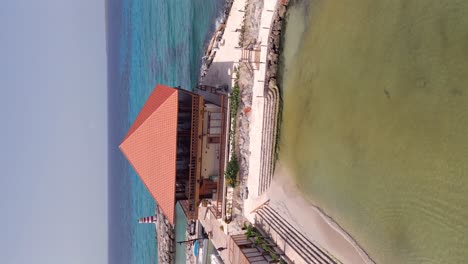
(106, 0), (225, 263)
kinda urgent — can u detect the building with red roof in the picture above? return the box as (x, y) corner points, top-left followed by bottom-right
(120, 84), (227, 225)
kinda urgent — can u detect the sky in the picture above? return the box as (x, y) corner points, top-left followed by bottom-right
(0, 1), (107, 263)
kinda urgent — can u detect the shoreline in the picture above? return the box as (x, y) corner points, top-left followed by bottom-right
(267, 163), (375, 264)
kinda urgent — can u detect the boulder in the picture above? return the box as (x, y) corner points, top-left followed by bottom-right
(270, 64), (278, 75)
(273, 35), (280, 45)
(268, 52), (278, 62)
(269, 79), (277, 90)
(278, 5), (287, 18)
(273, 21), (282, 32)
(156, 206), (175, 264)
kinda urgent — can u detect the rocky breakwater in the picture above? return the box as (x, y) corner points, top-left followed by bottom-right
(265, 1), (288, 85)
(156, 206), (175, 264)
(199, 0), (235, 80)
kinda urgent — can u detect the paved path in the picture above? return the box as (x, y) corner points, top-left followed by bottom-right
(246, 0), (278, 212)
(201, 0), (279, 207)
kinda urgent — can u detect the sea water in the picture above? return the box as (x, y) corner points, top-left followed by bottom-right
(107, 0), (224, 263)
(279, 0), (468, 263)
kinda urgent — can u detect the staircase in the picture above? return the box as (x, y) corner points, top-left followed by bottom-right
(255, 205), (339, 264)
(258, 83), (279, 195)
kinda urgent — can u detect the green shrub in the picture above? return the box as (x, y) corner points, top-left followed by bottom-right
(254, 235), (261, 245)
(246, 230), (254, 238)
(225, 155), (239, 187)
(245, 224), (255, 238)
(271, 253), (278, 261)
(225, 68), (240, 188)
(238, 24), (246, 47)
(229, 80), (240, 118)
(226, 155), (239, 175)
(226, 177), (237, 188)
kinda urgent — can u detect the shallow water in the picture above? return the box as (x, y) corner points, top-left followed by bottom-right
(279, 0), (468, 263)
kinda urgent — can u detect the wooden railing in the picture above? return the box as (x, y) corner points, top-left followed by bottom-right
(210, 95), (227, 219)
(187, 95), (201, 220)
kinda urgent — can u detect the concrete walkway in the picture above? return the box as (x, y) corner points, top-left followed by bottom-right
(201, 0), (279, 214)
(196, 2), (249, 263)
(245, 0), (278, 220)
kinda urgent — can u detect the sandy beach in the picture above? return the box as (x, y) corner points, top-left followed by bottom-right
(267, 164), (375, 264)
(242, 164), (374, 264)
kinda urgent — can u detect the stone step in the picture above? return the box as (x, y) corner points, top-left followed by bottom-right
(257, 209), (326, 264)
(258, 93), (276, 195)
(257, 78), (280, 195)
(264, 206), (336, 263)
(261, 90), (277, 193)
(262, 206), (338, 264)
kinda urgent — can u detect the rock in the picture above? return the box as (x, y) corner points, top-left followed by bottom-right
(273, 21), (282, 32)
(269, 79), (277, 90)
(270, 64), (278, 75)
(268, 52), (278, 62)
(274, 37), (280, 48)
(270, 56), (278, 65)
(278, 5), (287, 17)
(156, 206), (175, 264)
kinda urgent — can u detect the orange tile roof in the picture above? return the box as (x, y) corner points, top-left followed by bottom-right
(120, 84), (179, 225)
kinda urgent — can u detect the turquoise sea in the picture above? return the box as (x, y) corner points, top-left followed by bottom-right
(106, 0), (224, 263)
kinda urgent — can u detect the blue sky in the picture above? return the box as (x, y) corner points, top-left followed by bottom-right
(0, 0), (107, 263)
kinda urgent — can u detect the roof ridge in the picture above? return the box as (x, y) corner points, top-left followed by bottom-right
(121, 84), (177, 142)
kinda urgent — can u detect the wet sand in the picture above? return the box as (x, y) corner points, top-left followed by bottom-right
(267, 163), (375, 264)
